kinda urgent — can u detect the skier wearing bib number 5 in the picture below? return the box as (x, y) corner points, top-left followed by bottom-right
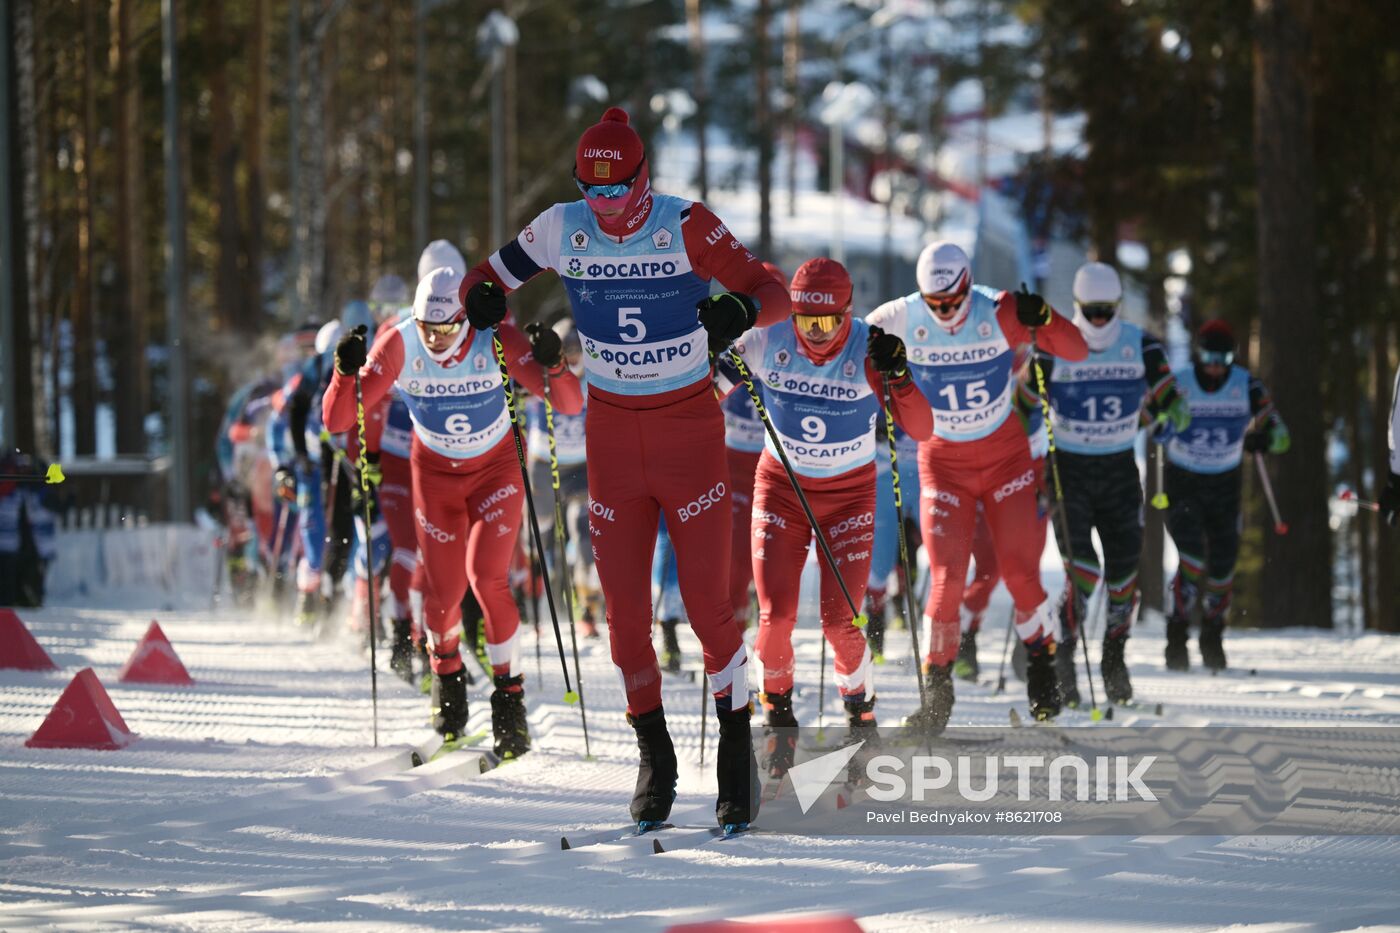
(868, 241), (1088, 726)
(722, 258), (932, 754)
(322, 268), (582, 760)
(461, 108), (791, 832)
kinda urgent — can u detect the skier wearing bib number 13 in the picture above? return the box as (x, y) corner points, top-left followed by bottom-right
(461, 107), (792, 832)
(868, 241), (1088, 726)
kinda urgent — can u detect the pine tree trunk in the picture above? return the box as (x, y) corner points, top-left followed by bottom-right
(686, 0), (708, 201)
(208, 1), (246, 334)
(7, 0), (38, 454)
(1254, 0), (1331, 628)
(110, 0), (148, 454)
(244, 0), (269, 324)
(72, 0), (98, 457)
(755, 0), (773, 257)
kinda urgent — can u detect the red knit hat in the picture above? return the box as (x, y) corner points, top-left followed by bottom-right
(789, 258), (853, 315)
(1197, 318), (1236, 352)
(575, 107), (645, 185)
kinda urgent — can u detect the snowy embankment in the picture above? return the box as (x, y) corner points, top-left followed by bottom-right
(3, 570), (1400, 929)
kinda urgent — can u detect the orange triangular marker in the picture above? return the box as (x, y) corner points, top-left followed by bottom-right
(25, 668), (135, 749)
(118, 621), (194, 686)
(0, 608), (58, 671)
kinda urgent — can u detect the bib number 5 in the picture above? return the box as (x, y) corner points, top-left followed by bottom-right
(618, 307), (646, 343)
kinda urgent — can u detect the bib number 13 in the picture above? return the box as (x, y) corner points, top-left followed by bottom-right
(937, 380), (990, 411)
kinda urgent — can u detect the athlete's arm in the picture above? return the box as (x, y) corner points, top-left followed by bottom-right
(498, 323), (583, 415)
(996, 294), (1088, 361)
(682, 202), (791, 326)
(1247, 374), (1287, 435)
(462, 204), (565, 295)
(865, 361), (933, 441)
(322, 328), (405, 435)
(1141, 333), (1182, 416)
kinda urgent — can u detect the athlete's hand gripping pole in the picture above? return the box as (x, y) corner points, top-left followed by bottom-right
(350, 326), (380, 748)
(491, 328), (583, 709)
(880, 377), (926, 708)
(1029, 320), (1104, 722)
(1253, 452), (1289, 536)
(543, 373), (592, 758)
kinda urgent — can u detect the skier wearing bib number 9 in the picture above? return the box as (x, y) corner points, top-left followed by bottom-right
(868, 241), (1088, 726)
(721, 258), (931, 774)
(322, 268), (582, 761)
(1036, 262), (1189, 707)
(461, 108), (791, 832)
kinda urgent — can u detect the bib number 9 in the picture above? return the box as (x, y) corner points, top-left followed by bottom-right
(800, 416), (827, 442)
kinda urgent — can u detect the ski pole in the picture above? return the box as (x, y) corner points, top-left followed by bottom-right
(492, 329), (581, 706)
(351, 331), (379, 749)
(1253, 452), (1289, 536)
(726, 349), (868, 630)
(523, 501), (543, 682)
(880, 380), (926, 708)
(0, 464), (65, 484)
(1150, 439), (1169, 510)
(994, 605), (1015, 694)
(1030, 334), (1103, 722)
(1337, 489), (1382, 513)
(544, 376), (592, 758)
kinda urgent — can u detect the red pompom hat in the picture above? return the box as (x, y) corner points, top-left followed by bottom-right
(575, 107), (653, 238)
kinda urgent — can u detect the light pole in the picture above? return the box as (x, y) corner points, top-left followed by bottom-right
(477, 11), (519, 249)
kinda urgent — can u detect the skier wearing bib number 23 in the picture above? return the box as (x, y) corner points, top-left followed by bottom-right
(461, 108), (792, 832)
(868, 241), (1088, 726)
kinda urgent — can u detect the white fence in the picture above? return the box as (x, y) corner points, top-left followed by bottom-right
(46, 523), (220, 610)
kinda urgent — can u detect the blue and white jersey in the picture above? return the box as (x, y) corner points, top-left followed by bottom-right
(1167, 365), (1252, 474)
(723, 388), (765, 453)
(527, 372), (589, 466)
(1047, 321), (1148, 455)
(393, 319), (509, 460)
(380, 394), (414, 460)
(868, 285), (1014, 442)
(732, 319), (879, 478)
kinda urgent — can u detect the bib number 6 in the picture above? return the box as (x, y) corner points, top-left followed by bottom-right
(618, 307), (646, 343)
(445, 413), (473, 435)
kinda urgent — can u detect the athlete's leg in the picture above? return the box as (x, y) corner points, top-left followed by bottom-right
(1163, 464), (1207, 622)
(1052, 452), (1101, 643)
(814, 473), (876, 702)
(750, 466), (812, 697)
(917, 445), (978, 667)
(463, 453), (527, 678)
(961, 505), (1000, 632)
(412, 458), (471, 675)
(379, 452), (418, 622)
(981, 452), (1057, 650)
(1200, 469), (1243, 626)
(1095, 452), (1144, 638)
(727, 447), (762, 625)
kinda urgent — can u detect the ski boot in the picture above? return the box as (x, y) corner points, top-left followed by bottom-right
(864, 588), (887, 664)
(715, 703), (759, 833)
(294, 588), (321, 628)
(844, 695), (878, 734)
(430, 655), (469, 739)
(1101, 634), (1133, 703)
(490, 674), (531, 760)
(1055, 635), (1081, 708)
(1199, 620), (1227, 672)
(953, 630), (979, 682)
(1026, 644), (1062, 721)
(628, 706), (678, 830)
(1165, 616), (1190, 671)
(659, 619), (682, 673)
(906, 662), (955, 735)
(389, 617), (416, 685)
(761, 690), (799, 780)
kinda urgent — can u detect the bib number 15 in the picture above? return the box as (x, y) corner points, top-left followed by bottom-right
(937, 380), (991, 411)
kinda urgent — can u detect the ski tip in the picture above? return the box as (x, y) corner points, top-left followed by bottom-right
(563, 690), (580, 705)
(560, 836), (571, 850)
(652, 838), (665, 854)
(409, 751), (425, 768)
(852, 613), (869, 629)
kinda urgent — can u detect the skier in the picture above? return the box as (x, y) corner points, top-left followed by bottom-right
(868, 241), (1087, 726)
(1163, 319), (1288, 672)
(461, 107), (791, 831)
(723, 257), (930, 758)
(1037, 262), (1190, 704)
(323, 267), (581, 758)
(1380, 363), (1400, 525)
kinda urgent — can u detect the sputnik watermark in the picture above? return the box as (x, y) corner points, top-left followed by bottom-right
(864, 753), (1156, 804)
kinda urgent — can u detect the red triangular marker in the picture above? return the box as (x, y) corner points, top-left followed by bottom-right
(118, 621), (194, 686)
(26, 668), (135, 749)
(0, 607), (58, 671)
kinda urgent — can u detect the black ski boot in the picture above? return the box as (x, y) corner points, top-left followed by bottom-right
(627, 706), (678, 829)
(389, 618), (415, 685)
(864, 588), (887, 663)
(430, 656), (469, 738)
(659, 619), (682, 673)
(844, 695), (878, 733)
(1165, 616), (1190, 671)
(1055, 636), (1081, 708)
(1199, 621), (1227, 672)
(906, 663), (955, 735)
(1101, 634), (1133, 703)
(1026, 645), (1062, 721)
(294, 589), (321, 628)
(953, 630), (979, 681)
(490, 674), (531, 760)
(715, 704), (759, 832)
(761, 690), (799, 780)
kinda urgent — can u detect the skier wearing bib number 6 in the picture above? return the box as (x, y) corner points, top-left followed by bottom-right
(868, 241), (1087, 726)
(461, 108), (791, 832)
(322, 268), (582, 760)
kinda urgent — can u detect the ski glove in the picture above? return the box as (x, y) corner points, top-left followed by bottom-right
(1379, 472), (1400, 527)
(1160, 395), (1192, 434)
(526, 321), (563, 370)
(1245, 423), (1290, 455)
(360, 451), (383, 488)
(335, 325), (368, 375)
(463, 281), (508, 331)
(867, 326), (908, 378)
(274, 466), (297, 502)
(1013, 283), (1052, 328)
(697, 292), (759, 354)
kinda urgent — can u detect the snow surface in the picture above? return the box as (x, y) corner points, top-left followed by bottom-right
(5, 592), (1400, 931)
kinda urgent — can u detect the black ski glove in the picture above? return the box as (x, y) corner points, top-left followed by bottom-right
(1013, 282), (1052, 328)
(462, 280), (508, 331)
(526, 321), (563, 370)
(867, 326), (908, 378)
(1380, 471), (1400, 527)
(335, 325), (368, 375)
(1243, 429), (1270, 454)
(697, 292), (759, 354)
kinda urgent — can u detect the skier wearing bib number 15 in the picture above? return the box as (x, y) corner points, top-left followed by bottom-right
(461, 108), (791, 832)
(722, 258), (931, 769)
(868, 241), (1088, 726)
